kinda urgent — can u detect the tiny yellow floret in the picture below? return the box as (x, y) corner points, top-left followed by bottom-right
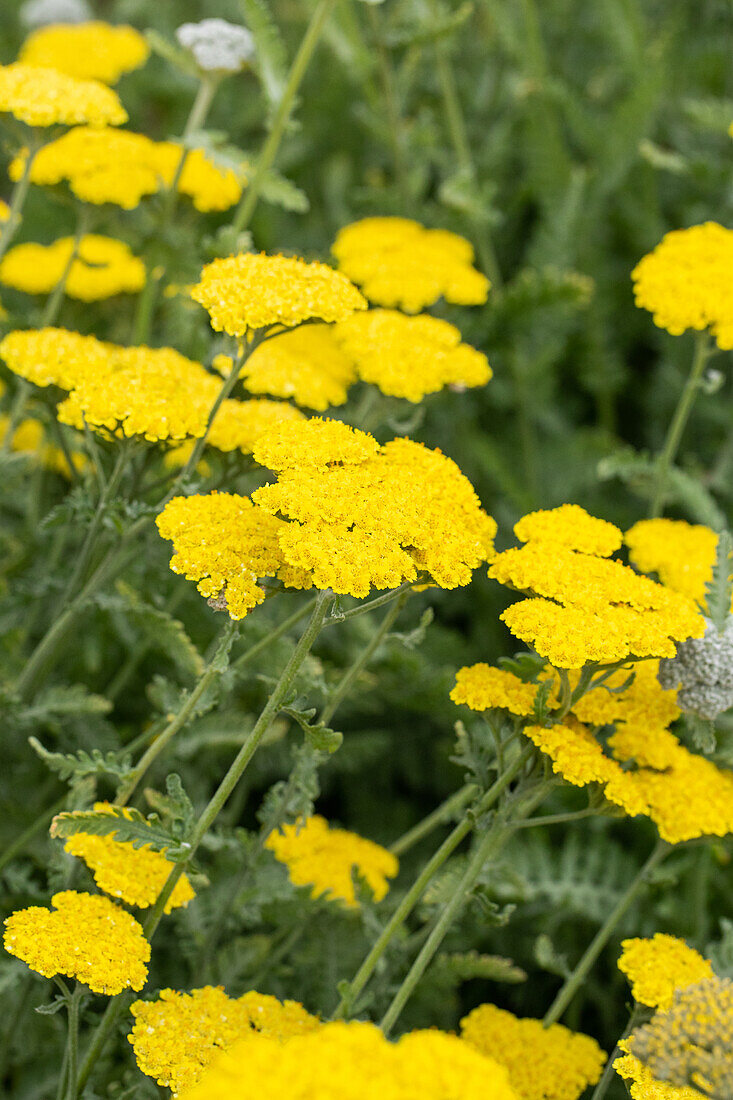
(618, 934), (714, 1010)
(451, 664), (540, 716)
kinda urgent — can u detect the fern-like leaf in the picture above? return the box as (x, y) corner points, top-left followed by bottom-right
(704, 530), (732, 633)
(50, 806), (189, 860)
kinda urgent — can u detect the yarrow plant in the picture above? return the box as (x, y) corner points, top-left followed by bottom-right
(1, 5), (733, 1100)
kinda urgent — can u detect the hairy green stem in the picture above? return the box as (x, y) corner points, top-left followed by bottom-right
(390, 784), (478, 857)
(543, 839), (669, 1026)
(65, 986), (82, 1100)
(650, 332), (713, 518)
(230, 595), (318, 674)
(115, 618), (240, 806)
(591, 1008), (644, 1100)
(379, 781), (547, 1035)
(325, 581), (419, 626)
(232, 0), (337, 233)
(332, 743), (534, 1021)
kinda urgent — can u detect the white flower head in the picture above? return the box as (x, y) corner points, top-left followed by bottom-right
(20, 0), (91, 27)
(175, 18), (256, 74)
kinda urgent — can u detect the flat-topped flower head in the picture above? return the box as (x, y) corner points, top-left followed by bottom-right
(152, 143), (244, 212)
(451, 664), (540, 716)
(176, 18), (256, 74)
(334, 309), (491, 402)
(0, 63), (127, 127)
(62, 803), (194, 912)
(625, 518), (721, 608)
(19, 21), (149, 84)
(229, 323), (357, 410)
(460, 1004), (605, 1100)
(156, 492), (312, 619)
(265, 815), (398, 908)
(191, 253), (367, 337)
(3, 890), (149, 994)
(0, 326), (112, 390)
(252, 422), (497, 597)
(618, 935), (714, 1011)
(333, 216), (490, 312)
(514, 504), (622, 557)
(129, 987), (320, 1095)
(57, 345), (221, 442)
(182, 1020), (517, 1100)
(632, 223), (733, 348)
(491, 509), (704, 668)
(623, 977), (733, 1098)
(0, 234), (145, 301)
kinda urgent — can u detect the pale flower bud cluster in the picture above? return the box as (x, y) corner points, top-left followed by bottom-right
(658, 616), (733, 719)
(175, 18), (256, 74)
(20, 0), (90, 28)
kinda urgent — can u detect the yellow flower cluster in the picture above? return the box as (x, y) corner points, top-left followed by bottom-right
(333, 217), (490, 312)
(0, 326), (110, 390)
(62, 803), (195, 912)
(10, 127), (244, 212)
(614, 1052), (702, 1100)
(0, 63), (127, 128)
(183, 1020), (517, 1100)
(570, 661), (680, 728)
(54, 344), (221, 442)
(252, 419), (497, 597)
(526, 717), (733, 843)
(334, 309), (491, 402)
(0, 414), (86, 477)
(156, 492), (311, 619)
(19, 21), (149, 84)
(451, 664), (540, 716)
(230, 324), (357, 411)
(618, 935), (714, 1011)
(129, 986), (320, 1095)
(513, 503), (623, 556)
(623, 977), (733, 1099)
(191, 253), (367, 337)
(265, 815), (398, 908)
(3, 890), (149, 994)
(625, 518), (720, 608)
(632, 223), (733, 348)
(460, 1003), (605, 1100)
(0, 234), (145, 301)
(491, 505), (704, 668)
(206, 398), (305, 454)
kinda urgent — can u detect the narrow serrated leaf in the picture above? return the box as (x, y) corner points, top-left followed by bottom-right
(705, 531), (732, 633)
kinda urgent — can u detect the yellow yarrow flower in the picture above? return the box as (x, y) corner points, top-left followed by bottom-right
(514, 503), (622, 556)
(334, 309), (491, 402)
(0, 63), (127, 127)
(57, 345), (221, 442)
(62, 803), (195, 912)
(152, 142), (244, 212)
(205, 398), (305, 454)
(0, 326), (112, 390)
(265, 815), (398, 908)
(19, 21), (149, 84)
(3, 890), (149, 994)
(226, 323), (357, 411)
(618, 935), (714, 1011)
(460, 1003), (605, 1100)
(614, 1049), (702, 1100)
(156, 492), (312, 619)
(451, 664), (541, 716)
(191, 253), (367, 337)
(253, 416), (379, 471)
(0, 234), (145, 301)
(183, 1020), (518, 1100)
(625, 518), (721, 608)
(129, 986), (320, 1095)
(569, 661), (680, 728)
(333, 217), (490, 312)
(0, 414), (86, 477)
(632, 223), (733, 348)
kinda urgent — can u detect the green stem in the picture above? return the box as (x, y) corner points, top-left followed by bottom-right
(232, 0), (337, 233)
(115, 618), (240, 806)
(390, 784), (478, 857)
(650, 332), (713, 518)
(320, 592), (407, 726)
(0, 140), (40, 262)
(325, 581), (419, 626)
(332, 743), (534, 1021)
(590, 1009), (644, 1100)
(65, 986), (82, 1100)
(379, 781), (546, 1035)
(543, 839), (670, 1026)
(77, 592), (333, 1095)
(42, 205), (89, 327)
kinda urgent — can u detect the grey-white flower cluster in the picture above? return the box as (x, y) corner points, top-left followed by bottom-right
(20, 0), (91, 27)
(658, 617), (733, 719)
(175, 18), (256, 74)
